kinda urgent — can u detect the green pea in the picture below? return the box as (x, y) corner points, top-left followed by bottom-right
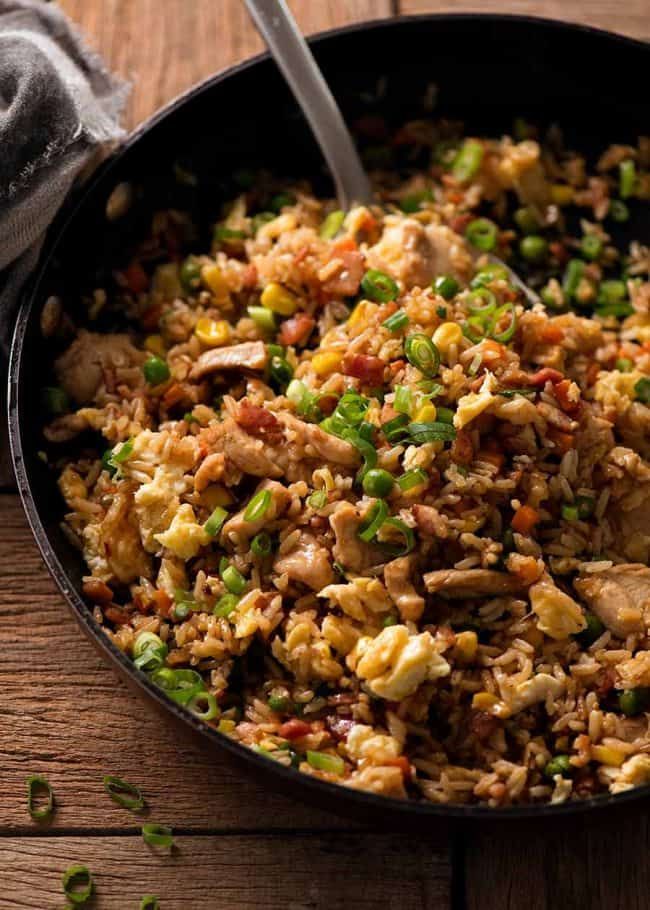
(618, 688), (650, 717)
(180, 256), (202, 292)
(581, 234), (603, 261)
(519, 235), (548, 262)
(544, 754), (572, 779)
(143, 356), (170, 386)
(514, 206), (540, 235)
(268, 694), (290, 713)
(362, 468), (394, 498)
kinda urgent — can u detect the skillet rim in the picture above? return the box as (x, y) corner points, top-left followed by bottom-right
(8, 11), (650, 823)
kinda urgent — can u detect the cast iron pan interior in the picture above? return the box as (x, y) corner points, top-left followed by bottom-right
(8, 15), (650, 825)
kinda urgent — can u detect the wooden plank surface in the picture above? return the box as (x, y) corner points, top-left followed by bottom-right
(1, 834), (450, 909)
(3, 0), (648, 908)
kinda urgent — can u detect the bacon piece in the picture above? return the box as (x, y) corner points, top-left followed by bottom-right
(527, 367), (565, 386)
(450, 429), (474, 465)
(279, 719), (311, 740)
(82, 579), (113, 604)
(321, 239), (365, 297)
(279, 313), (315, 346)
(235, 400), (283, 444)
(342, 353), (385, 386)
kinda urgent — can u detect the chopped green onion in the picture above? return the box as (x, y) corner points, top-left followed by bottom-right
(452, 139), (484, 183)
(405, 333), (440, 377)
(101, 448), (117, 476)
(358, 499), (389, 542)
(393, 385), (412, 415)
(562, 258), (585, 300)
(42, 386), (69, 415)
(576, 612), (605, 646)
(26, 775), (54, 821)
(141, 897), (161, 910)
(109, 437), (134, 467)
(142, 823), (174, 848)
(561, 504), (579, 521)
(382, 309), (409, 332)
(407, 421), (457, 443)
(597, 280), (627, 308)
(595, 301), (633, 319)
(244, 488), (272, 522)
(616, 357), (634, 372)
(286, 379), (321, 422)
(434, 275), (460, 300)
(489, 303), (517, 343)
(133, 631), (167, 672)
(467, 287), (497, 320)
(465, 218), (497, 252)
(214, 593), (240, 618)
(499, 387), (536, 399)
(397, 468), (428, 491)
(378, 517), (416, 556)
(270, 192), (296, 213)
(435, 406), (454, 424)
(608, 199), (630, 222)
(619, 159), (637, 199)
(103, 776), (145, 811)
(541, 282), (564, 310)
(251, 531), (273, 557)
(204, 505), (228, 537)
(634, 377), (650, 403)
(362, 468), (394, 498)
(342, 428), (377, 483)
(361, 269), (399, 303)
(437, 305), (447, 318)
(471, 264), (509, 288)
(382, 614), (398, 627)
(150, 667), (204, 705)
(334, 389), (369, 426)
(462, 315), (490, 344)
(307, 489), (328, 509)
(514, 206), (540, 235)
(214, 226), (246, 245)
(180, 256), (201, 292)
(221, 564), (246, 595)
(62, 865), (94, 905)
(269, 354), (293, 389)
(247, 305), (276, 332)
(187, 691), (220, 722)
(381, 413), (410, 442)
(184, 411), (198, 423)
(581, 234), (603, 261)
(399, 190), (431, 213)
(519, 235), (548, 262)
(306, 750), (345, 775)
(320, 209), (346, 239)
(544, 755), (572, 779)
(143, 356), (170, 385)
(268, 694), (290, 712)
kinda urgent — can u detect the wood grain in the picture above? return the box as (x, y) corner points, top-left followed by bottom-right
(399, 0), (650, 40)
(0, 833), (450, 909)
(59, 0), (393, 130)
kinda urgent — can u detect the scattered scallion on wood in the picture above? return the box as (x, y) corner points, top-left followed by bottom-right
(103, 776), (145, 811)
(62, 865), (94, 905)
(26, 775), (54, 821)
(142, 823), (174, 848)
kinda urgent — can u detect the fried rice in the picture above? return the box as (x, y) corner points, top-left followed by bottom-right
(42, 120), (650, 807)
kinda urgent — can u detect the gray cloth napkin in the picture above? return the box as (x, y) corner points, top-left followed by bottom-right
(0, 0), (128, 351)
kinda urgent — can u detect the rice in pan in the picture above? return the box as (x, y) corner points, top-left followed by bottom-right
(43, 122), (650, 806)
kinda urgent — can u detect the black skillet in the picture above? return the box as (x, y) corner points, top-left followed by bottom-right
(8, 15), (650, 828)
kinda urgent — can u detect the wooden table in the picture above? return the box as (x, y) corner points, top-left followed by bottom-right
(2, 1), (648, 906)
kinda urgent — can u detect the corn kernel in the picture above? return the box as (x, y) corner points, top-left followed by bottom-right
(432, 321), (463, 354)
(201, 484), (234, 510)
(195, 318), (231, 347)
(455, 630), (478, 663)
(347, 299), (378, 329)
(312, 350), (343, 376)
(591, 745), (625, 767)
(218, 719), (236, 734)
(201, 264), (231, 303)
(144, 334), (165, 357)
(472, 692), (499, 710)
(261, 282), (298, 316)
(414, 402), (437, 423)
(551, 184), (574, 207)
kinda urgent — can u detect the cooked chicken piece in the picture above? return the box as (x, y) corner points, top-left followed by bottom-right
(366, 218), (473, 289)
(384, 556), (425, 621)
(54, 330), (145, 404)
(618, 402), (650, 460)
(574, 564), (650, 637)
(277, 412), (360, 468)
(44, 411), (93, 442)
(329, 502), (385, 573)
(221, 418), (283, 479)
(189, 341), (267, 380)
(193, 452), (225, 492)
(222, 480), (291, 544)
(423, 568), (526, 598)
(605, 446), (650, 481)
(412, 504), (449, 539)
(273, 532), (335, 591)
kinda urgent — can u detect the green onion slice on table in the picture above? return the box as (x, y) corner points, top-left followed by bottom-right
(142, 823), (175, 848)
(26, 774), (55, 821)
(103, 775), (145, 811)
(140, 897), (161, 910)
(62, 865), (94, 905)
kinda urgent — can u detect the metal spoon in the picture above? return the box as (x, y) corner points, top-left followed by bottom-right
(244, 0), (539, 306)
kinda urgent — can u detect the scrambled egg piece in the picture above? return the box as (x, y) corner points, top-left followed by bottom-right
(611, 754), (650, 793)
(154, 503), (210, 559)
(346, 724), (402, 766)
(506, 673), (564, 714)
(319, 577), (392, 622)
(321, 615), (362, 655)
(232, 589), (282, 640)
(617, 651), (650, 689)
(271, 611), (343, 682)
(529, 574), (586, 640)
(454, 371), (497, 430)
(349, 625), (450, 701)
(594, 369), (645, 411)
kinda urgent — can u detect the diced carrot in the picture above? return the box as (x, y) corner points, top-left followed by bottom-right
(548, 428), (575, 454)
(553, 379), (580, 415)
(586, 362), (601, 386)
(480, 339), (507, 364)
(331, 237), (358, 254)
(539, 324), (565, 344)
(510, 555), (543, 586)
(152, 589), (173, 618)
(124, 262), (149, 294)
(162, 383), (184, 408)
(511, 504), (540, 535)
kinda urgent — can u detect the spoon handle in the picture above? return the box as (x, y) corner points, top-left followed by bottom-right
(244, 0), (373, 209)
